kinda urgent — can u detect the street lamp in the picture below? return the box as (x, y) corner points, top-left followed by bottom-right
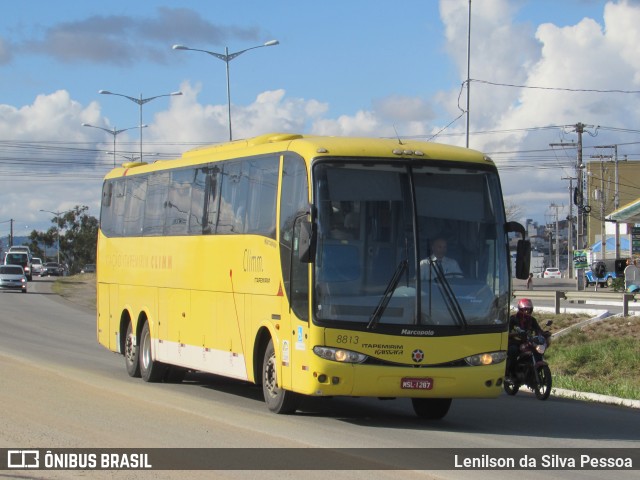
(105, 151), (160, 163)
(172, 40), (279, 141)
(98, 90), (182, 162)
(39, 209), (74, 265)
(82, 123), (146, 167)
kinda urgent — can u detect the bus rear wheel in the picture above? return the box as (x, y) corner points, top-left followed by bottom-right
(411, 398), (452, 420)
(124, 321), (141, 378)
(139, 321), (165, 382)
(262, 339), (300, 414)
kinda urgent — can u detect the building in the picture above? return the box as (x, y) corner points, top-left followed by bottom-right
(584, 159), (640, 259)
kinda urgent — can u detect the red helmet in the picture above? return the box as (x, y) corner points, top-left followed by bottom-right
(517, 298), (533, 313)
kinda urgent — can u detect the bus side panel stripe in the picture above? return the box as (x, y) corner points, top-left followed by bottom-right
(153, 338), (248, 381)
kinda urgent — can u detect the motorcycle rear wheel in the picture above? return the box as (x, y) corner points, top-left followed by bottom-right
(534, 365), (552, 400)
(503, 380), (519, 396)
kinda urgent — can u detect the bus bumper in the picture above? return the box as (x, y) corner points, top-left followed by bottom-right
(298, 362), (505, 399)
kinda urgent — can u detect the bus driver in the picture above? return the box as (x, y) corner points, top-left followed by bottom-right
(420, 237), (463, 280)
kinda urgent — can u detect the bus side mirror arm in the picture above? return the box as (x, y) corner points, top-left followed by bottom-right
(506, 221), (531, 280)
(298, 218), (317, 263)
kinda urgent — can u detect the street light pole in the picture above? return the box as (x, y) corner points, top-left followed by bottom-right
(82, 123), (145, 167)
(106, 152), (160, 163)
(98, 90), (182, 161)
(172, 40), (279, 141)
(39, 209), (74, 265)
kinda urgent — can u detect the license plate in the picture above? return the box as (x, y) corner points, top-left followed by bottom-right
(401, 377), (434, 390)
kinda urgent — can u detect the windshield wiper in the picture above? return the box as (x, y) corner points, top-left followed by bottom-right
(427, 258), (467, 329)
(367, 259), (408, 330)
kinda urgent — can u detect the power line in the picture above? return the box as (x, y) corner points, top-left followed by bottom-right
(469, 79), (640, 95)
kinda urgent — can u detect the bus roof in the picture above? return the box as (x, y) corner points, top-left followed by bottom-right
(104, 133), (494, 179)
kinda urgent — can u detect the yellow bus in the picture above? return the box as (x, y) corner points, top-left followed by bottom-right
(97, 133), (530, 419)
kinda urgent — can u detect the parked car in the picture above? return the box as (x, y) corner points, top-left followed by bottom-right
(81, 264), (96, 273)
(4, 252), (32, 281)
(42, 262), (64, 277)
(543, 267), (562, 279)
(31, 257), (43, 276)
(0, 265), (27, 293)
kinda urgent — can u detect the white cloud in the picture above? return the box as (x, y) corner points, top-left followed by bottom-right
(148, 82), (330, 146)
(433, 0), (640, 224)
(0, 90), (108, 231)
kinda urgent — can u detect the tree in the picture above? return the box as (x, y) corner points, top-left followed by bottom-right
(27, 228), (54, 259)
(504, 201), (524, 223)
(35, 206), (98, 273)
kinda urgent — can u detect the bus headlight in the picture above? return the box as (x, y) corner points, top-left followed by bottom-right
(464, 351), (507, 366)
(313, 346), (368, 364)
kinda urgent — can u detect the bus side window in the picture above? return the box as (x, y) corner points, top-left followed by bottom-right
(102, 182), (113, 207)
(123, 176), (147, 237)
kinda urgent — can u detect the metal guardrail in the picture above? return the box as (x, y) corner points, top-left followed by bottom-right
(513, 289), (637, 316)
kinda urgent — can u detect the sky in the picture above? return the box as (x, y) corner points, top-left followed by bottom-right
(2, 0), (640, 242)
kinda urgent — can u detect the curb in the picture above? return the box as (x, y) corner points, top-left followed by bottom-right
(552, 388), (640, 409)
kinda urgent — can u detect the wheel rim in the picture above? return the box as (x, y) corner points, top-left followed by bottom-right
(263, 352), (278, 398)
(141, 330), (151, 370)
(125, 330), (135, 364)
(536, 366), (551, 399)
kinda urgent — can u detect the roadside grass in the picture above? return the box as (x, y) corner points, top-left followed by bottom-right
(537, 312), (640, 400)
(52, 275), (640, 401)
(51, 273), (96, 313)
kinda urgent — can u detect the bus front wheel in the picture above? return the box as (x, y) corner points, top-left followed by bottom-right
(139, 321), (165, 382)
(262, 339), (300, 414)
(124, 321), (141, 378)
(411, 398), (452, 420)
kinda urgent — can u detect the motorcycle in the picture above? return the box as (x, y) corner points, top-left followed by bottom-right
(504, 320), (553, 400)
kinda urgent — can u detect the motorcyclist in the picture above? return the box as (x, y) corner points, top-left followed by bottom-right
(506, 298), (543, 380)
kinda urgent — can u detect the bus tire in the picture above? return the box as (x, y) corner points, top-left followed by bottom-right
(139, 321), (165, 382)
(262, 339), (300, 414)
(124, 321), (141, 378)
(411, 398), (452, 420)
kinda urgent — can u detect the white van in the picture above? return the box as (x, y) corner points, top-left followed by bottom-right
(9, 245), (31, 255)
(31, 257), (43, 276)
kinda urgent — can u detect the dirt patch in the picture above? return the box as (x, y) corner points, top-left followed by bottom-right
(51, 273), (96, 314)
(580, 316), (640, 341)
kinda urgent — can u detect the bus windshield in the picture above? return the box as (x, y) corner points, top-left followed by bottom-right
(313, 161), (510, 330)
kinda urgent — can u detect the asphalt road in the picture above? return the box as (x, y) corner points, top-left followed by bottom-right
(0, 278), (638, 479)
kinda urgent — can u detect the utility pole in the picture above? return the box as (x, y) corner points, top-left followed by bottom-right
(562, 176), (577, 278)
(465, 0), (472, 148)
(595, 145), (619, 259)
(574, 122), (589, 290)
(551, 132), (585, 288)
(550, 203), (561, 269)
(600, 159), (606, 260)
(591, 154), (610, 260)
